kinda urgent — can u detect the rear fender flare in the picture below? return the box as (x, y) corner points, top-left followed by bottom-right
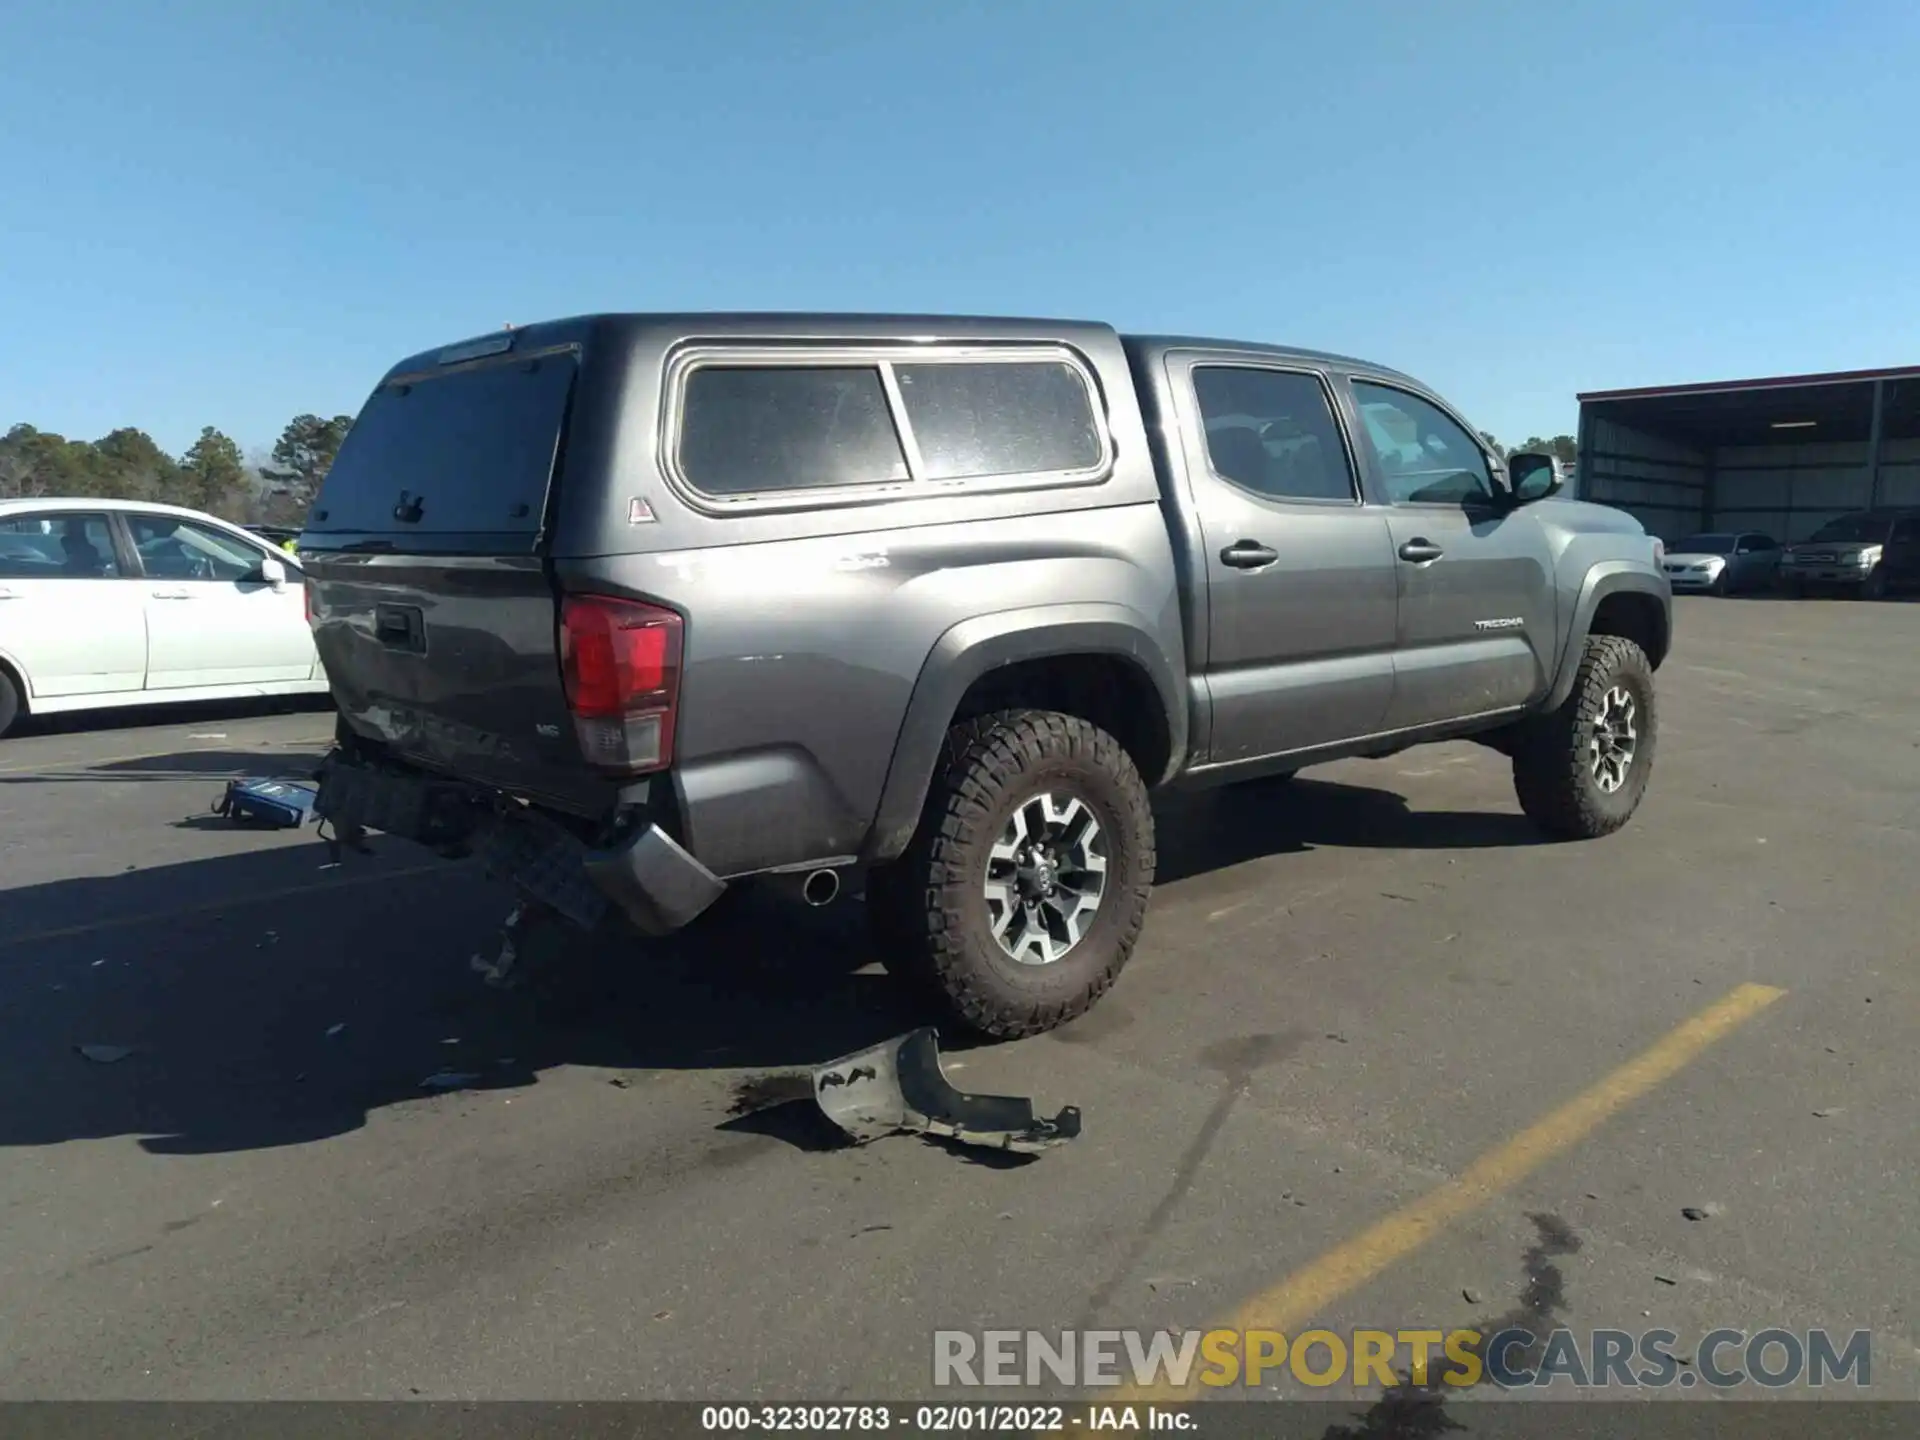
(1544, 563), (1670, 712)
(860, 603), (1187, 865)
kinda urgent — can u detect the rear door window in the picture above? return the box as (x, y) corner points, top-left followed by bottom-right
(309, 352), (578, 537)
(892, 361), (1102, 481)
(0, 512), (120, 578)
(678, 366), (910, 496)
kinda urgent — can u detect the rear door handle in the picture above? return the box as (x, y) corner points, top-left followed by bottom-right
(1398, 539), (1444, 564)
(1220, 540), (1280, 570)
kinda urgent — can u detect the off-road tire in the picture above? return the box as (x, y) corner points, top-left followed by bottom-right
(0, 669), (20, 739)
(1511, 635), (1656, 841)
(877, 709), (1155, 1039)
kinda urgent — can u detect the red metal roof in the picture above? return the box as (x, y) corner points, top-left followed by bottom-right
(1578, 364), (1920, 404)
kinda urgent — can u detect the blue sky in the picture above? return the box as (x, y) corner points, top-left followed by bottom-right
(2, 0), (1915, 456)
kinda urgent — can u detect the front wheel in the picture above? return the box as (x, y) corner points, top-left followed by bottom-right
(0, 669), (20, 739)
(1511, 636), (1657, 840)
(1863, 566), (1890, 601)
(877, 709), (1155, 1039)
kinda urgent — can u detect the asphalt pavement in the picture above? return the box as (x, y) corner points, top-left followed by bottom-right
(1, 596), (1916, 1412)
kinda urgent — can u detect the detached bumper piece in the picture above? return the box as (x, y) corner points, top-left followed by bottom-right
(312, 749), (725, 937)
(811, 1027), (1082, 1155)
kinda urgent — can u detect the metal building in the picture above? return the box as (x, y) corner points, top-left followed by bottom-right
(1575, 365), (1920, 542)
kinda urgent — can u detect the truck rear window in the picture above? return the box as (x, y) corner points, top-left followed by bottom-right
(309, 352), (577, 536)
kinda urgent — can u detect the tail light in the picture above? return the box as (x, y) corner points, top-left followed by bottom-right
(559, 594), (683, 774)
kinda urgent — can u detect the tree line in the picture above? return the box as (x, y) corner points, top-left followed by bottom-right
(0, 414), (353, 526)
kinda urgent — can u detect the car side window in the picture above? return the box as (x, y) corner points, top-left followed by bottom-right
(1192, 367), (1357, 503)
(125, 515), (262, 583)
(1350, 381), (1495, 507)
(0, 512), (120, 579)
(1741, 533), (1777, 553)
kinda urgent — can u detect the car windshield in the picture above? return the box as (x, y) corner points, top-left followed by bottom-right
(1672, 534), (1736, 554)
(1807, 515), (1890, 543)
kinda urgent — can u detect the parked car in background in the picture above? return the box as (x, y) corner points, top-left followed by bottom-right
(1661, 531), (1781, 594)
(0, 499), (329, 737)
(1779, 509), (1920, 599)
(1875, 513), (1920, 596)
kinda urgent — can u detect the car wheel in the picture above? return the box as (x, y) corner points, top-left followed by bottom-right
(1708, 570), (1728, 596)
(0, 668), (21, 739)
(1510, 635), (1657, 841)
(1780, 575), (1803, 598)
(1863, 567), (1890, 601)
(882, 709), (1154, 1040)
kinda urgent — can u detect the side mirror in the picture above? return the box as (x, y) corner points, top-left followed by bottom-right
(256, 555), (288, 591)
(1507, 452), (1564, 504)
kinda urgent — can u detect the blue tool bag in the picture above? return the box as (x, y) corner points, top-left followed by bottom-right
(213, 777), (319, 829)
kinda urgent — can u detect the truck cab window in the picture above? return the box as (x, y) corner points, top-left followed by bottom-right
(1192, 367), (1356, 503)
(1351, 382), (1494, 507)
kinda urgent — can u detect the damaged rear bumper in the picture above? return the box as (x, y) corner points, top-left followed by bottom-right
(312, 750), (725, 936)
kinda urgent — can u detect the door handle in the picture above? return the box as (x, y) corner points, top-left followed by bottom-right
(150, 588), (193, 600)
(0, 587), (18, 600)
(1398, 538), (1444, 564)
(1220, 540), (1280, 570)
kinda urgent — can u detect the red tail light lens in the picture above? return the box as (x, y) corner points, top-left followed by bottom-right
(559, 594), (683, 774)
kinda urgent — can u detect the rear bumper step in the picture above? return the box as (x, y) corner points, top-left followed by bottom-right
(313, 751), (725, 937)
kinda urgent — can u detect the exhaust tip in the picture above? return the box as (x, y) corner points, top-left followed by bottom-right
(801, 869), (841, 907)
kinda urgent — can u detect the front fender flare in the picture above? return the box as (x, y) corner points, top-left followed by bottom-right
(860, 603), (1187, 865)
(1544, 563), (1672, 712)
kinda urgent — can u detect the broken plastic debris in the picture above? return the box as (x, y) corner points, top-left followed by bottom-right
(810, 1027), (1080, 1154)
(420, 1070), (482, 1091)
(77, 1044), (134, 1064)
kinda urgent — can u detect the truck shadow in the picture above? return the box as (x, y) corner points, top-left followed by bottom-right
(1153, 772), (1542, 884)
(0, 774), (1538, 1158)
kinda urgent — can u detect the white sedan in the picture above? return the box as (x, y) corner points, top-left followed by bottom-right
(0, 498), (329, 737)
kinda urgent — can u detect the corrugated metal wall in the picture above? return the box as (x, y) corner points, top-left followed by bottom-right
(1581, 413), (1920, 543)
(1710, 440), (1867, 542)
(1579, 417), (1707, 539)
(1878, 437), (1920, 506)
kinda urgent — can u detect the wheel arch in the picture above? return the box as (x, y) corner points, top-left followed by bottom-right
(859, 604), (1187, 865)
(1544, 566), (1670, 712)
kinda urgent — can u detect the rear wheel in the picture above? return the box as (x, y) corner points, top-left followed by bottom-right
(876, 709), (1154, 1039)
(0, 669), (20, 739)
(1511, 635), (1657, 840)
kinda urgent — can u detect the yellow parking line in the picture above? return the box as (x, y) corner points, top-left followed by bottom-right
(0, 862), (453, 948)
(1116, 981), (1787, 1402)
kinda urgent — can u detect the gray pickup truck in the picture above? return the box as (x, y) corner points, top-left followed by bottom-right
(302, 314), (1671, 1038)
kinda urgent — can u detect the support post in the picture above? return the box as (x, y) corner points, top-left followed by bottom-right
(1866, 379), (1886, 510)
